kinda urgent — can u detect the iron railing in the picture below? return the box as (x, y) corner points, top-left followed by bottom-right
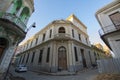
(0, 12), (26, 31)
(98, 24), (120, 36)
(54, 33), (71, 39)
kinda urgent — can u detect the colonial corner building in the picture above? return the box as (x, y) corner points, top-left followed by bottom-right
(15, 14), (108, 73)
(0, 0), (34, 75)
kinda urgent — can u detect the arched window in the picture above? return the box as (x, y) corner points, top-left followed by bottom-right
(20, 7), (30, 22)
(58, 27), (65, 33)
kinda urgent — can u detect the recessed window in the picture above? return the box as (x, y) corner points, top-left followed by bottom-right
(72, 29), (74, 38)
(109, 12), (120, 29)
(86, 38), (88, 44)
(89, 51), (92, 65)
(30, 41), (33, 47)
(74, 47), (78, 61)
(22, 54), (26, 63)
(38, 50), (43, 63)
(49, 29), (52, 38)
(59, 27), (65, 33)
(31, 52), (35, 63)
(35, 38), (38, 45)
(46, 47), (50, 62)
(78, 34), (81, 41)
(26, 53), (29, 63)
(42, 33), (46, 41)
(19, 56), (22, 64)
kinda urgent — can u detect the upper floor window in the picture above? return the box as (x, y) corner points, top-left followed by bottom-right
(59, 27), (65, 33)
(30, 41), (33, 47)
(35, 38), (38, 45)
(42, 33), (46, 41)
(86, 38), (88, 44)
(109, 12), (120, 29)
(78, 34), (81, 41)
(49, 29), (52, 38)
(72, 29), (74, 38)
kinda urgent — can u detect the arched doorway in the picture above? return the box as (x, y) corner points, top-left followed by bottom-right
(58, 46), (67, 71)
(0, 38), (8, 61)
(80, 49), (87, 68)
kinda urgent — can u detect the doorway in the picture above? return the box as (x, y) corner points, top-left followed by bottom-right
(0, 38), (8, 61)
(81, 49), (87, 68)
(58, 46), (67, 71)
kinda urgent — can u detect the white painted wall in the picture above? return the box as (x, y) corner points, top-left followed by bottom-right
(96, 1), (120, 58)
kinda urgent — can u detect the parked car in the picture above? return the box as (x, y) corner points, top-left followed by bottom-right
(15, 64), (27, 72)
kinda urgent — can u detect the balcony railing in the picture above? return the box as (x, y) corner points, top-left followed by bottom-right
(98, 24), (120, 36)
(54, 33), (71, 40)
(0, 12), (26, 31)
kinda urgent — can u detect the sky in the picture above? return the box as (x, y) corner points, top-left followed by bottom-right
(25, 0), (113, 45)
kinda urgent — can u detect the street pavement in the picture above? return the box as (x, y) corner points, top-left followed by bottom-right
(10, 66), (99, 80)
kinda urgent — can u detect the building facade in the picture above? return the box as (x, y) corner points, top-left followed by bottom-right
(0, 0), (34, 74)
(91, 43), (111, 62)
(96, 0), (120, 58)
(16, 14), (97, 73)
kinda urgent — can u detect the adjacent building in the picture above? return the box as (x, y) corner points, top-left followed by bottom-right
(16, 14), (97, 73)
(92, 43), (111, 62)
(0, 0), (34, 75)
(96, 0), (120, 58)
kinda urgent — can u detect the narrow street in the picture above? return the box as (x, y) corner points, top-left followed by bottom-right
(10, 66), (99, 80)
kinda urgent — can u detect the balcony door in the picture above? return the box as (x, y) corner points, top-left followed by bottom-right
(58, 46), (67, 71)
(109, 12), (120, 29)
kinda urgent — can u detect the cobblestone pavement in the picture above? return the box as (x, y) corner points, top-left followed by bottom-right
(10, 66), (99, 80)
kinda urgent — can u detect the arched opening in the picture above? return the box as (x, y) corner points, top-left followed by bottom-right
(20, 7), (30, 22)
(0, 38), (8, 61)
(58, 46), (67, 71)
(12, 0), (22, 14)
(58, 27), (65, 33)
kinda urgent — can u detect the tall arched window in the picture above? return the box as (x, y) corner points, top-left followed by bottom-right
(58, 27), (65, 33)
(20, 7), (30, 23)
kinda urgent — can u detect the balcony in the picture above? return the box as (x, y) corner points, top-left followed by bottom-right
(54, 33), (71, 40)
(98, 24), (120, 36)
(0, 12), (26, 32)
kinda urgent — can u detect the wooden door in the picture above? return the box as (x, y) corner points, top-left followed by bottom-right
(58, 46), (67, 71)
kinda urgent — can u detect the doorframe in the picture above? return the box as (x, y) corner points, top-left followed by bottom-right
(58, 46), (67, 71)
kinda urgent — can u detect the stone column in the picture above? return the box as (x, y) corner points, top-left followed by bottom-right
(50, 41), (57, 72)
(0, 45), (15, 73)
(16, 7), (24, 17)
(68, 41), (76, 72)
(6, 2), (14, 13)
(68, 41), (74, 72)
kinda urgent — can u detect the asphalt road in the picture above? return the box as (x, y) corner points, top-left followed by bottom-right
(10, 66), (99, 80)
